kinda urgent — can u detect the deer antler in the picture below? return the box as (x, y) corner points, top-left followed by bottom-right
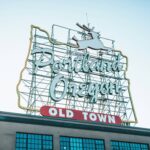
(76, 23), (90, 32)
(76, 23), (84, 29)
(83, 25), (91, 31)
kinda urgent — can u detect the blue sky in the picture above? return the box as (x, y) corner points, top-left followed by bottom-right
(0, 0), (150, 127)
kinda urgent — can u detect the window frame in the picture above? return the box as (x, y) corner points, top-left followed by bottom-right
(60, 135), (105, 150)
(15, 132), (53, 150)
(111, 140), (149, 150)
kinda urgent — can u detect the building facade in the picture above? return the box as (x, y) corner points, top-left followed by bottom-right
(0, 111), (150, 150)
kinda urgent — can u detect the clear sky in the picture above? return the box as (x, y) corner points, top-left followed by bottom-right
(0, 0), (150, 128)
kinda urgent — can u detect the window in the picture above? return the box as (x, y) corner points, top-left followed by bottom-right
(111, 141), (149, 150)
(16, 132), (53, 150)
(60, 136), (105, 150)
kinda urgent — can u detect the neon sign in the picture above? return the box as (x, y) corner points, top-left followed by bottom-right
(17, 23), (137, 125)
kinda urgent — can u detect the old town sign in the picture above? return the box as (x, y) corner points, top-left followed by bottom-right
(17, 23), (137, 125)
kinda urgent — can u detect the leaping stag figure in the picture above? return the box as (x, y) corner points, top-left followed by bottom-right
(72, 23), (105, 50)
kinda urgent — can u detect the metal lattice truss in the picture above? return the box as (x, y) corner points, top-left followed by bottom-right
(17, 24), (137, 124)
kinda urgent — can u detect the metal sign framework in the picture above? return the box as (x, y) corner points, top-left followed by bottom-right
(16, 24), (137, 125)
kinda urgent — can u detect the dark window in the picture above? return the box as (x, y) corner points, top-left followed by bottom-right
(111, 141), (149, 150)
(16, 132), (53, 150)
(60, 136), (105, 150)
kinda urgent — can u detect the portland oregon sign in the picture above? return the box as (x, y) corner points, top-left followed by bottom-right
(17, 23), (137, 125)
